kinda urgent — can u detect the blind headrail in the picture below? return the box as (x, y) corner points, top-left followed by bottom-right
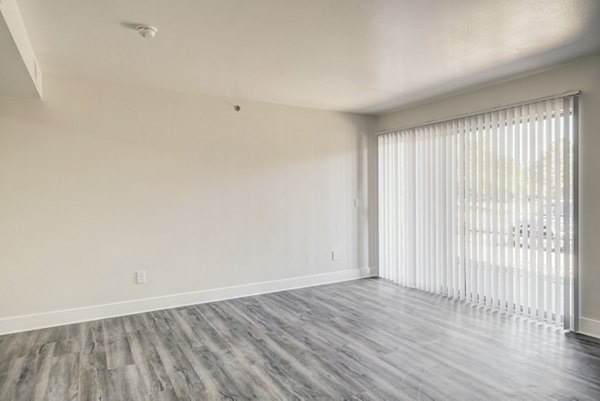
(376, 90), (581, 136)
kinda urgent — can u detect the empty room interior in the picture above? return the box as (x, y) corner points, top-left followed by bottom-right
(2, 0), (600, 400)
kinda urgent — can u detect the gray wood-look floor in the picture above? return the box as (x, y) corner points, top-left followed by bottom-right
(1, 278), (600, 401)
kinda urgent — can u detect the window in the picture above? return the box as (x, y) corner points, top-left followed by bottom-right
(378, 94), (578, 329)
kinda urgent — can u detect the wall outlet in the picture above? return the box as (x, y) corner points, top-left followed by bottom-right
(331, 250), (339, 261)
(136, 271), (147, 284)
(354, 198), (360, 208)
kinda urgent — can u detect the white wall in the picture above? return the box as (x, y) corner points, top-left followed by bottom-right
(375, 56), (600, 335)
(0, 75), (373, 325)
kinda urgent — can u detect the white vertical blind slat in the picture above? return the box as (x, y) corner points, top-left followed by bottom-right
(456, 119), (468, 300)
(511, 107), (517, 313)
(450, 122), (458, 297)
(399, 133), (405, 285)
(544, 100), (553, 321)
(488, 112), (494, 307)
(479, 114), (484, 305)
(518, 104), (524, 315)
(488, 112), (496, 307)
(419, 128), (423, 290)
(506, 107), (514, 312)
(516, 106), (524, 315)
(553, 99), (561, 325)
(498, 109), (506, 309)
(469, 116), (476, 303)
(536, 101), (544, 321)
(563, 97), (572, 329)
(435, 125), (441, 293)
(465, 117), (472, 302)
(527, 103), (535, 318)
(387, 133), (392, 281)
(440, 126), (447, 294)
(424, 127), (427, 289)
(378, 134), (385, 279)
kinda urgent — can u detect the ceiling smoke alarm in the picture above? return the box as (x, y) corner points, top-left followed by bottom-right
(137, 25), (158, 39)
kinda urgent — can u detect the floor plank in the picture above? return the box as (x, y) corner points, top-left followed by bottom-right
(1, 278), (599, 400)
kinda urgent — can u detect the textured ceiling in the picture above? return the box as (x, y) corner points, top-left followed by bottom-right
(17, 0), (600, 113)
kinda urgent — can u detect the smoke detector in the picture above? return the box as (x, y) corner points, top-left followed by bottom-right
(137, 25), (158, 39)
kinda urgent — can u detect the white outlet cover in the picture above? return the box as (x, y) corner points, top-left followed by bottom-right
(136, 271), (146, 284)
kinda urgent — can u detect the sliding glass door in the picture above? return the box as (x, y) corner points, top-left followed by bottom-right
(378, 94), (578, 329)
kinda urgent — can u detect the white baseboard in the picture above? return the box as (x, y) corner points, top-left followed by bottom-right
(0, 267), (375, 335)
(579, 317), (600, 339)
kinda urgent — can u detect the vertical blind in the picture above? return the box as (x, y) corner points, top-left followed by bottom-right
(378, 94), (578, 329)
